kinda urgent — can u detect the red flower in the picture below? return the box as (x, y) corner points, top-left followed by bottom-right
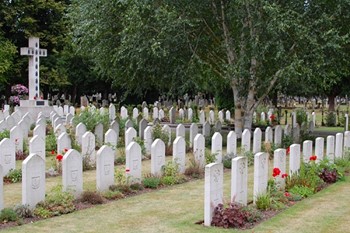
(273, 167), (281, 177)
(270, 114), (275, 121)
(64, 148), (68, 152)
(309, 155), (317, 161)
(56, 154), (63, 161)
(282, 173), (288, 179)
(286, 147), (290, 155)
(284, 192), (291, 197)
(34, 96), (37, 100)
(51, 150), (55, 155)
(41, 96), (43, 100)
(125, 168), (130, 173)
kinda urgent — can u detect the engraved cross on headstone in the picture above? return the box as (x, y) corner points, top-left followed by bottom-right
(20, 37), (47, 100)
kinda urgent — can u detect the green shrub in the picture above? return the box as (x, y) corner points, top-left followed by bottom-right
(288, 185), (314, 198)
(0, 208), (18, 222)
(152, 124), (169, 143)
(0, 130), (10, 141)
(4, 168), (22, 183)
(134, 137), (146, 156)
(161, 176), (178, 185)
(296, 108), (308, 126)
(102, 190), (124, 200)
(45, 134), (57, 152)
(130, 183), (144, 191)
(142, 176), (161, 189)
(255, 193), (271, 210)
(326, 111), (337, 127)
(109, 184), (134, 194)
(205, 151), (216, 164)
(33, 206), (52, 219)
(223, 153), (236, 169)
(184, 158), (204, 178)
(72, 108), (109, 132)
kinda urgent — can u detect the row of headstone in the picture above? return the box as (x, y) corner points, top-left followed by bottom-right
(204, 130), (350, 226)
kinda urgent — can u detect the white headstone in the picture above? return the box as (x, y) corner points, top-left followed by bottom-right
(75, 123), (87, 146)
(0, 138), (15, 176)
(290, 144), (300, 175)
(189, 123), (198, 148)
(199, 110), (205, 124)
(227, 131), (237, 155)
(6, 116), (16, 130)
(187, 108), (193, 122)
(153, 107), (159, 120)
(96, 146), (115, 191)
(176, 124), (185, 138)
(260, 112), (266, 122)
(211, 132), (222, 163)
(315, 137), (324, 161)
(225, 110), (231, 122)
(144, 126), (153, 155)
(143, 107), (149, 120)
(29, 135), (45, 160)
(54, 123), (66, 138)
(241, 129), (251, 153)
(194, 134), (205, 168)
(231, 156), (248, 206)
(109, 104), (116, 121)
(326, 136), (335, 162)
(65, 113), (73, 125)
(303, 140), (313, 163)
(104, 129), (118, 155)
(69, 106), (75, 116)
(312, 112), (316, 128)
(18, 119), (29, 140)
(110, 120), (120, 139)
(33, 124), (45, 140)
(120, 106), (128, 120)
(265, 126), (273, 143)
(94, 123), (104, 146)
(63, 105), (69, 115)
(151, 139), (165, 176)
(22, 154), (45, 209)
(335, 133), (343, 159)
(274, 125), (282, 146)
(273, 149), (286, 190)
(125, 127), (137, 147)
(345, 114), (349, 131)
(209, 110), (215, 124)
(0, 120), (7, 132)
(57, 106), (64, 117)
(218, 110), (224, 123)
(126, 142), (142, 183)
(204, 162), (223, 226)
(132, 107), (139, 120)
(202, 121), (211, 137)
(252, 128), (262, 154)
(57, 132), (72, 155)
(344, 131), (350, 151)
(284, 124), (291, 136)
(292, 112), (297, 127)
(62, 149), (83, 197)
(173, 137), (186, 174)
(253, 152), (268, 204)
(159, 109), (165, 120)
(82, 131), (96, 163)
(10, 125), (23, 153)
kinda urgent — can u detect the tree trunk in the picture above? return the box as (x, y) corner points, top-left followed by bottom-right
(328, 94), (335, 112)
(234, 105), (243, 138)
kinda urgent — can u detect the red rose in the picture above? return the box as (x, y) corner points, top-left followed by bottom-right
(125, 168), (130, 173)
(34, 96), (36, 100)
(56, 154), (63, 161)
(51, 150), (55, 155)
(309, 155), (317, 161)
(273, 167), (281, 177)
(64, 148), (68, 152)
(284, 192), (291, 197)
(286, 147), (290, 155)
(270, 114), (275, 121)
(282, 173), (288, 178)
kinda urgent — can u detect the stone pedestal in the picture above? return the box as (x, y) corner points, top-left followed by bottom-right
(19, 100), (53, 118)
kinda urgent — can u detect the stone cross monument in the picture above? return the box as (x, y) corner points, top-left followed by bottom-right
(20, 37), (47, 100)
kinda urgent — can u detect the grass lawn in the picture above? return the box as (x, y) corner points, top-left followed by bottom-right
(3, 157), (350, 233)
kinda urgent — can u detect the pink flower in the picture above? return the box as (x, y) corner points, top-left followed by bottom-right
(125, 168), (130, 173)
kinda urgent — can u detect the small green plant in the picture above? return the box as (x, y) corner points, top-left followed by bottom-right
(296, 108), (308, 126)
(33, 206), (52, 219)
(205, 151), (216, 164)
(0, 130), (10, 141)
(14, 204), (33, 218)
(102, 190), (124, 200)
(109, 184), (134, 194)
(0, 208), (18, 222)
(4, 168), (22, 183)
(222, 153), (236, 169)
(73, 108), (109, 132)
(152, 124), (169, 143)
(130, 183), (144, 191)
(288, 185), (314, 198)
(142, 176), (161, 189)
(243, 151), (254, 166)
(45, 134), (57, 152)
(255, 193), (271, 210)
(161, 161), (185, 185)
(134, 137), (146, 156)
(184, 158), (204, 178)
